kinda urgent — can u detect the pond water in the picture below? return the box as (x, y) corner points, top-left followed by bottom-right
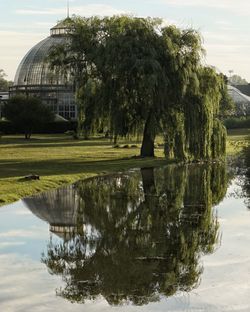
(0, 149), (250, 312)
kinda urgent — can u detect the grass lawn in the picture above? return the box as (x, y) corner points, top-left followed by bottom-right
(0, 129), (249, 206)
(226, 128), (250, 154)
(0, 134), (168, 206)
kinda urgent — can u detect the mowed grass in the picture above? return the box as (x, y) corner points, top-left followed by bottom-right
(0, 129), (249, 206)
(226, 128), (250, 154)
(0, 134), (167, 206)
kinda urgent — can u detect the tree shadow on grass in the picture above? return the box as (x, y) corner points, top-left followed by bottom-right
(0, 137), (114, 148)
(0, 157), (168, 179)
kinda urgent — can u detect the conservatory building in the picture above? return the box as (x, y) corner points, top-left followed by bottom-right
(10, 19), (77, 120)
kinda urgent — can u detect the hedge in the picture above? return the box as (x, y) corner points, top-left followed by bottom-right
(223, 117), (250, 129)
(0, 120), (77, 134)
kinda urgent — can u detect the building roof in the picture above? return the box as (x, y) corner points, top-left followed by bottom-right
(14, 19), (72, 86)
(228, 85), (250, 115)
(50, 18), (73, 36)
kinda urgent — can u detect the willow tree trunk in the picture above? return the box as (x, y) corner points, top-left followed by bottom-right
(140, 112), (156, 157)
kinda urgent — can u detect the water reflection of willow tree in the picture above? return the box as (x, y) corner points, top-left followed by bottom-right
(229, 147), (250, 208)
(242, 147), (250, 209)
(41, 163), (227, 306)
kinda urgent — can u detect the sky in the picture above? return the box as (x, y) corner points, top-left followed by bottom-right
(1, 0), (250, 81)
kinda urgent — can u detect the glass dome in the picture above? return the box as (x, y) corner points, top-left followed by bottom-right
(10, 19), (77, 120)
(14, 36), (68, 86)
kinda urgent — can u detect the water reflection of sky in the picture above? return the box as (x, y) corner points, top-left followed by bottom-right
(195, 181), (250, 312)
(1, 179), (250, 311)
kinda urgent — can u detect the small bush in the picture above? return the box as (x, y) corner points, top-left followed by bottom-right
(4, 95), (54, 139)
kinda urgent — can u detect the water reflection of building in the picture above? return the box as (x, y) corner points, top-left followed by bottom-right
(23, 185), (80, 239)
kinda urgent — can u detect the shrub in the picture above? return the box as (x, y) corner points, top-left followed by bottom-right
(3, 95), (54, 139)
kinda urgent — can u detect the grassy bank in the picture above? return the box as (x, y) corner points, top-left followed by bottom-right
(0, 129), (249, 206)
(0, 135), (167, 206)
(226, 128), (250, 155)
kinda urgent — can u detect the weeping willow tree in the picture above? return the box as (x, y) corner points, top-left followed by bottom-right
(237, 147), (250, 209)
(48, 16), (231, 159)
(184, 67), (228, 160)
(48, 17), (102, 138)
(163, 67), (231, 161)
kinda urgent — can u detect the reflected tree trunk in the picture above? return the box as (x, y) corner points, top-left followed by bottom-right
(141, 168), (158, 211)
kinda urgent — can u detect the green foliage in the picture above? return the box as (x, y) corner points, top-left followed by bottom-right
(0, 69), (13, 91)
(229, 74), (248, 86)
(3, 95), (54, 139)
(241, 148), (250, 209)
(219, 78), (235, 117)
(164, 67), (229, 161)
(48, 16), (231, 160)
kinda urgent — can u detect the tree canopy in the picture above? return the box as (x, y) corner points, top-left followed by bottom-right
(0, 69), (13, 92)
(49, 16), (231, 160)
(229, 74), (248, 86)
(3, 95), (54, 139)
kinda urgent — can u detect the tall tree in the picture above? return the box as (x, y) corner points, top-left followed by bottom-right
(3, 95), (54, 139)
(229, 74), (248, 86)
(49, 16), (230, 160)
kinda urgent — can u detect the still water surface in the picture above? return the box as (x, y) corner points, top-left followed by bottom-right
(0, 150), (250, 312)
